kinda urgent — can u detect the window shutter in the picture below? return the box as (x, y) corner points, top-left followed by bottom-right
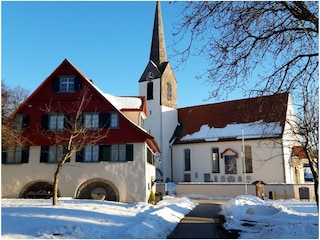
(41, 115), (49, 130)
(126, 144), (133, 161)
(21, 147), (29, 163)
(99, 145), (111, 161)
(99, 113), (110, 129)
(22, 115), (30, 131)
(64, 115), (72, 130)
(76, 149), (84, 162)
(74, 76), (82, 91)
(40, 146), (49, 163)
(52, 77), (60, 92)
(2, 148), (7, 164)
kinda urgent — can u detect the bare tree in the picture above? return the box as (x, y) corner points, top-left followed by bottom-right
(172, 1), (318, 97)
(39, 86), (108, 205)
(295, 80), (318, 205)
(172, 1), (318, 204)
(1, 81), (30, 147)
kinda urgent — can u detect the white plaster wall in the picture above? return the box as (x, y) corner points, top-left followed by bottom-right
(172, 139), (286, 184)
(1, 143), (156, 203)
(282, 94), (301, 183)
(139, 78), (178, 182)
(160, 106), (178, 182)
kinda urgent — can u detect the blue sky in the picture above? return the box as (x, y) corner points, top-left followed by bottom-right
(2, 1), (243, 108)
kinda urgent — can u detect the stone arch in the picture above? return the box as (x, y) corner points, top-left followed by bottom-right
(19, 180), (60, 199)
(75, 178), (119, 201)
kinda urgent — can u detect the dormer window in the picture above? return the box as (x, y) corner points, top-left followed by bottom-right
(60, 76), (75, 92)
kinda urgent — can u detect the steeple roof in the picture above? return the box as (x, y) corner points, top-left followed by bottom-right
(149, 1), (167, 66)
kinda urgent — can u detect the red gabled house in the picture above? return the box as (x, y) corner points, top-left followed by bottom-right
(2, 59), (160, 203)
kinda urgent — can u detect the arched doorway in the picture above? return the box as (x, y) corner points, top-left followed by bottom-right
(75, 178), (119, 201)
(19, 180), (60, 199)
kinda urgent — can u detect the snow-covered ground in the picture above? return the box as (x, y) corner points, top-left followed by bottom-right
(221, 195), (319, 239)
(1, 196), (197, 239)
(1, 194), (318, 239)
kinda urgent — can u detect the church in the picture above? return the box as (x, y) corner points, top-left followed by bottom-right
(139, 2), (303, 185)
(2, 2), (307, 202)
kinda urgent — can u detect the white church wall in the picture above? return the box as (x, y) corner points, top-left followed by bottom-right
(160, 105), (178, 182)
(172, 138), (286, 184)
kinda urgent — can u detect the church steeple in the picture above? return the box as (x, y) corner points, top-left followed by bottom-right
(150, 1), (167, 66)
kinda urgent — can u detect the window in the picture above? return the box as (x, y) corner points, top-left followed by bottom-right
(110, 113), (119, 128)
(212, 148), (220, 173)
(76, 144), (133, 162)
(84, 113), (99, 129)
(167, 83), (172, 101)
(183, 173), (191, 182)
(14, 114), (29, 132)
(139, 115), (145, 128)
(204, 173), (211, 182)
(244, 145), (253, 173)
(184, 148), (191, 171)
(60, 77), (74, 92)
(2, 147), (29, 164)
(225, 155), (237, 174)
(147, 82), (154, 100)
(84, 146), (99, 162)
(49, 114), (64, 130)
(42, 114), (70, 131)
(111, 144), (126, 161)
(48, 146), (64, 163)
(52, 76), (82, 92)
(40, 146), (70, 163)
(147, 148), (155, 165)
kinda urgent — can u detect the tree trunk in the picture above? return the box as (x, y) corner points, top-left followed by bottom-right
(52, 163), (63, 206)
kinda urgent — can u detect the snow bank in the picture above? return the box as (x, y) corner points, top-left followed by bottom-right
(221, 195), (319, 239)
(1, 196), (197, 239)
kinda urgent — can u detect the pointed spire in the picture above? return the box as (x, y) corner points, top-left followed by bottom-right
(149, 1), (167, 67)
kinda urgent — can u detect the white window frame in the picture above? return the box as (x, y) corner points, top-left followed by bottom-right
(49, 114), (64, 130)
(84, 113), (99, 129)
(111, 144), (126, 162)
(48, 146), (63, 163)
(6, 147), (22, 163)
(83, 145), (99, 162)
(110, 113), (119, 128)
(60, 77), (75, 92)
(14, 114), (24, 131)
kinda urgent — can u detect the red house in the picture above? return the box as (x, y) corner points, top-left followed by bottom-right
(2, 59), (160, 203)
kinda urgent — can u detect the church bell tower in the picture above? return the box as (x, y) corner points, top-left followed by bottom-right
(139, 1), (178, 182)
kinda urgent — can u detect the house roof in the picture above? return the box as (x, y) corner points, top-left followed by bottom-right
(13, 58), (160, 153)
(292, 146), (316, 159)
(149, 1), (166, 67)
(172, 93), (289, 144)
(104, 93), (145, 112)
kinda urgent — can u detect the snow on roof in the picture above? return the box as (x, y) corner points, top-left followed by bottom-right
(104, 93), (143, 110)
(87, 80), (143, 110)
(180, 120), (282, 142)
